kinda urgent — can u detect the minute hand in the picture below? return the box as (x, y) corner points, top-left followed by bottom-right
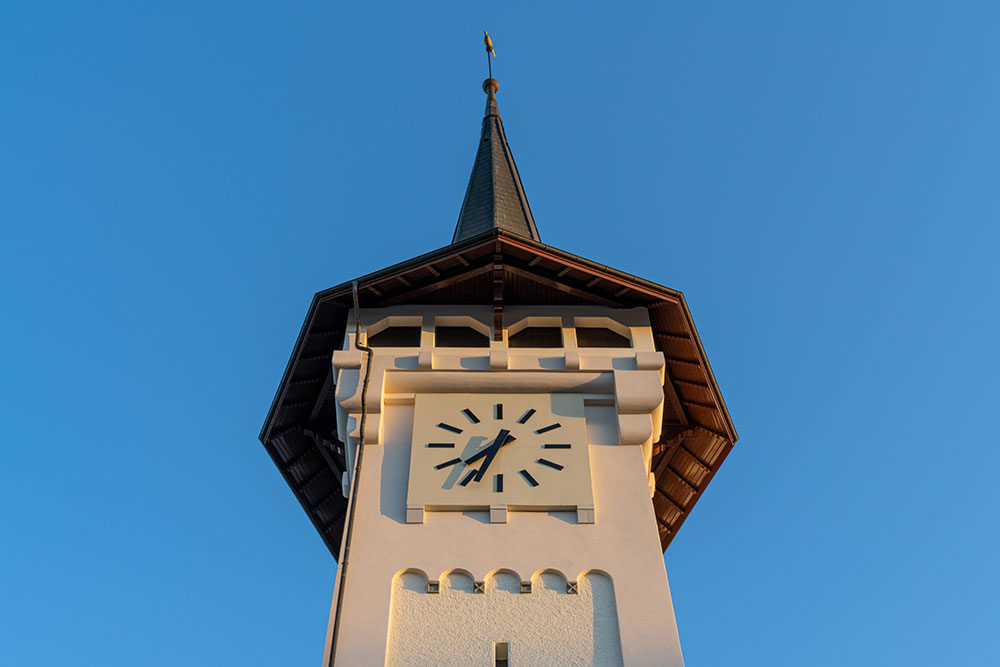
(463, 429), (513, 466)
(473, 430), (513, 482)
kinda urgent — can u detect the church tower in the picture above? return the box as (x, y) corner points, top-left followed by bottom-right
(260, 72), (737, 667)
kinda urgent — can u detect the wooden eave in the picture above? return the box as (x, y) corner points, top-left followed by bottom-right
(259, 230), (737, 557)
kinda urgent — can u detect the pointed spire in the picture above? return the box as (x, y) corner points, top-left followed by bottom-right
(452, 78), (540, 244)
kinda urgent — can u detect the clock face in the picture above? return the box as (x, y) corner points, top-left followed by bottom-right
(407, 393), (594, 512)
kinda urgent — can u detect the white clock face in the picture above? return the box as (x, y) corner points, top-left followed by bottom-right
(407, 393), (594, 511)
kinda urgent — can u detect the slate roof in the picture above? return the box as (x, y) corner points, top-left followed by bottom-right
(452, 78), (540, 243)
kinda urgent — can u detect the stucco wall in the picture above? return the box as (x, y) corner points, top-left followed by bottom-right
(385, 570), (623, 666)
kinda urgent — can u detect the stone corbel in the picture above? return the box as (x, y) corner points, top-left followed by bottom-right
(346, 412), (381, 445)
(613, 369), (665, 449)
(332, 349), (363, 369)
(334, 351), (391, 446)
(635, 350), (666, 382)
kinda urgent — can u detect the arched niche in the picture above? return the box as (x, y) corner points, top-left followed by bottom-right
(441, 569), (475, 594)
(530, 568), (568, 594)
(392, 568), (429, 594)
(484, 568), (521, 594)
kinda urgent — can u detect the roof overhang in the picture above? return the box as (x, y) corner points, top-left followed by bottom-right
(259, 230), (737, 557)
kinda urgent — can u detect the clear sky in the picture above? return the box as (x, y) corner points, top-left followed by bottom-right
(1, 1), (997, 665)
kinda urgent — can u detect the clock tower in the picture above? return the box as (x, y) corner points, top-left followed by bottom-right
(260, 76), (737, 666)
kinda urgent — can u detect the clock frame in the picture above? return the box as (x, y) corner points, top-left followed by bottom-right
(406, 393), (594, 515)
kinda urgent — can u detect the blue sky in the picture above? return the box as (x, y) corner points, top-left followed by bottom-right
(2, 1), (997, 665)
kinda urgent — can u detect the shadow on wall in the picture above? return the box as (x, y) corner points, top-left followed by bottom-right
(385, 568), (623, 667)
(380, 406), (412, 524)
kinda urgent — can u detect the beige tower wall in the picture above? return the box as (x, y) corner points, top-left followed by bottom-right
(324, 306), (685, 667)
(385, 570), (623, 666)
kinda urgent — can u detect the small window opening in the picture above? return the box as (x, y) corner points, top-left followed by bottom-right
(366, 326), (421, 347)
(576, 327), (631, 348)
(508, 327), (562, 348)
(494, 642), (509, 667)
(435, 326), (489, 348)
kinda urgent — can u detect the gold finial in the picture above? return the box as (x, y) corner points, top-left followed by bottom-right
(484, 30), (496, 79)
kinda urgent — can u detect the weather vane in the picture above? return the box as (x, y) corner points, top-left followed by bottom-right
(484, 30), (496, 79)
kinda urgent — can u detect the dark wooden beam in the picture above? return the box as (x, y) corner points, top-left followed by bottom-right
(290, 376), (326, 387)
(279, 399), (314, 411)
(682, 398), (721, 411)
(656, 516), (675, 533)
(504, 266), (621, 308)
(310, 488), (343, 513)
(679, 442), (714, 472)
(665, 464), (699, 494)
(314, 436), (344, 480)
(299, 463), (332, 490)
(655, 486), (687, 514)
(657, 334), (693, 346)
(283, 440), (317, 470)
(307, 374), (333, 424)
(378, 265), (492, 305)
(674, 378), (710, 390)
(663, 355), (702, 368)
(493, 240), (504, 341)
(501, 235), (684, 305)
(298, 352), (332, 363)
(661, 358), (689, 427)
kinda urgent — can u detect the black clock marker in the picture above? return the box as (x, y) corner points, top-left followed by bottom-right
(535, 423), (562, 434)
(462, 408), (480, 424)
(435, 458), (463, 470)
(517, 408), (536, 424)
(427, 443), (455, 448)
(495, 403), (503, 419)
(437, 422), (463, 434)
(543, 444), (571, 449)
(495, 474), (503, 493)
(519, 469), (540, 487)
(537, 458), (564, 471)
(459, 470), (477, 486)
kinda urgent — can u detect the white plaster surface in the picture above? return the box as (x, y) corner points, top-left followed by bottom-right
(385, 570), (623, 666)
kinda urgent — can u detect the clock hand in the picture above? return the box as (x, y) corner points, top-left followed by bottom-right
(463, 429), (514, 466)
(473, 430), (514, 482)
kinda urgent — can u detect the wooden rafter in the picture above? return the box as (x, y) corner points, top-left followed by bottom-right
(378, 265), (492, 305)
(493, 240), (504, 341)
(504, 265), (621, 308)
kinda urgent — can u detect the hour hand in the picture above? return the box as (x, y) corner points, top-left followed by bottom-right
(463, 444), (493, 466)
(463, 429), (514, 466)
(472, 431), (514, 482)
